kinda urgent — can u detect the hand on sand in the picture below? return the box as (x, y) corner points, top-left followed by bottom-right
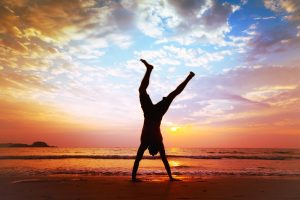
(140, 59), (153, 70)
(170, 177), (182, 182)
(131, 178), (143, 182)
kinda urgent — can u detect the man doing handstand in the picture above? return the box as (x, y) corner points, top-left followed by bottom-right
(132, 59), (195, 181)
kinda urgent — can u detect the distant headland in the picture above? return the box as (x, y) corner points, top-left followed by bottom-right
(0, 141), (55, 148)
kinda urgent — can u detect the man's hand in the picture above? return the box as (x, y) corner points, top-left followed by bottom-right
(170, 177), (182, 182)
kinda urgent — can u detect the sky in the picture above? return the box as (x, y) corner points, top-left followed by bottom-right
(0, 0), (300, 148)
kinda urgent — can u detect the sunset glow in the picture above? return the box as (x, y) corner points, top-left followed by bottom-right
(0, 0), (299, 148)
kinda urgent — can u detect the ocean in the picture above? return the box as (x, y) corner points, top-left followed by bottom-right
(0, 148), (299, 177)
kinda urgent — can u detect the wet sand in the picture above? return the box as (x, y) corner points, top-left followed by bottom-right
(1, 175), (299, 200)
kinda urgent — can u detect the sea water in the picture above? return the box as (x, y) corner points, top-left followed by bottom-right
(0, 148), (299, 177)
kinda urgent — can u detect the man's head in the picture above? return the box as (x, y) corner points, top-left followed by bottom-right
(148, 143), (159, 156)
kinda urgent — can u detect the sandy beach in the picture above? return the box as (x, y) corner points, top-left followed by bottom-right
(1, 175), (299, 200)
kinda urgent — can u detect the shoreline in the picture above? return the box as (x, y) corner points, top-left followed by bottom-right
(1, 175), (299, 199)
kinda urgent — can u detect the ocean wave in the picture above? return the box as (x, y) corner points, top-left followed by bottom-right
(271, 151), (293, 154)
(208, 151), (245, 154)
(1, 168), (300, 177)
(1, 154), (299, 160)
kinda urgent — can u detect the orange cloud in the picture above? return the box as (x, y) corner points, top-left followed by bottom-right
(0, 0), (93, 50)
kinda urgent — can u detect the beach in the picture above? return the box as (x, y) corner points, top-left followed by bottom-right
(1, 175), (300, 200)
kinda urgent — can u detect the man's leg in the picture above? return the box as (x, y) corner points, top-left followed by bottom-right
(132, 143), (148, 181)
(139, 59), (153, 94)
(167, 72), (195, 100)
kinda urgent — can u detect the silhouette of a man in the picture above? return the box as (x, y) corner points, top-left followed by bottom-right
(132, 59), (195, 181)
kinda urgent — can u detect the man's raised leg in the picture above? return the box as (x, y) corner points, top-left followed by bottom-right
(139, 59), (153, 94)
(167, 72), (195, 100)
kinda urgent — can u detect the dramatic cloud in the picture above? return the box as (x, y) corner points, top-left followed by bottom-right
(264, 0), (300, 21)
(136, 0), (239, 45)
(174, 66), (300, 129)
(245, 0), (300, 60)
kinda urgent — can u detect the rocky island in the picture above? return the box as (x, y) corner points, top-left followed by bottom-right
(0, 141), (55, 147)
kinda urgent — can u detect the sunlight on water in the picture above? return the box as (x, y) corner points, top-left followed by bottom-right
(169, 160), (180, 167)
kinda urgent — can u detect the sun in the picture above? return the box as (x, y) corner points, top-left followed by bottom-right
(170, 126), (179, 132)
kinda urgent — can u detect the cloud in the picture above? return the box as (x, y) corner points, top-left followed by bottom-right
(247, 23), (297, 55)
(264, 0), (300, 20)
(168, 0), (207, 17)
(0, 0), (239, 81)
(135, 0), (239, 45)
(0, 0), (137, 105)
(0, 0), (90, 52)
(134, 45), (231, 68)
(0, 68), (56, 92)
(253, 16), (276, 20)
(0, 0), (135, 60)
(245, 0), (300, 60)
(1, 0), (239, 49)
(170, 66), (300, 128)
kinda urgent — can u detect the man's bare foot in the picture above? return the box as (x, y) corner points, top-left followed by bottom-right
(170, 177), (181, 181)
(140, 59), (153, 70)
(189, 72), (195, 78)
